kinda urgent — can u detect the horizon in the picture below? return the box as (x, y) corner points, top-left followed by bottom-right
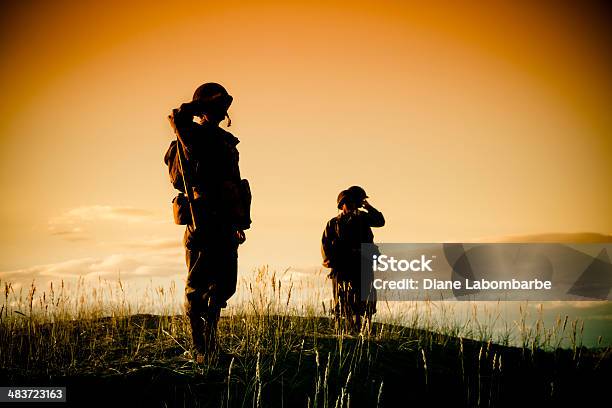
(1, 1), (611, 343)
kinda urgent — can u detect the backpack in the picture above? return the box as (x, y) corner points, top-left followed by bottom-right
(163, 140), (186, 192)
(330, 212), (378, 272)
(163, 140), (252, 230)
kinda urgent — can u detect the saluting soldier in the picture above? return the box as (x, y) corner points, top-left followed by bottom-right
(321, 186), (384, 332)
(166, 83), (251, 362)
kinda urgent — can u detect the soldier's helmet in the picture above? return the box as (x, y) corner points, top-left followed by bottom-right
(192, 82), (233, 113)
(347, 185), (368, 202)
(337, 190), (350, 209)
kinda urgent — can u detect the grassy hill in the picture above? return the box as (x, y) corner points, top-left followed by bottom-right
(1, 312), (610, 407)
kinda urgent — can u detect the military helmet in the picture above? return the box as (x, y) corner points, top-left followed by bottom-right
(192, 82), (233, 112)
(337, 190), (350, 209)
(347, 185), (368, 202)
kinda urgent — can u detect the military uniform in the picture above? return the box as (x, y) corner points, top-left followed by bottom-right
(172, 104), (246, 353)
(321, 205), (384, 327)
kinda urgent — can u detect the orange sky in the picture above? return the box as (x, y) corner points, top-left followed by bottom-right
(1, 0), (611, 281)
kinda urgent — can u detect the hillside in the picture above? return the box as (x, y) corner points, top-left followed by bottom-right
(1, 313), (610, 407)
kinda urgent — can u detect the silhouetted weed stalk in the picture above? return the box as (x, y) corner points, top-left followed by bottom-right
(0, 266), (609, 407)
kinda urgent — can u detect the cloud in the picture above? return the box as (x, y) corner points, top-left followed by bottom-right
(48, 226), (90, 241)
(51, 205), (158, 224)
(119, 237), (183, 251)
(0, 250), (185, 284)
(48, 205), (165, 242)
(0, 258), (99, 281)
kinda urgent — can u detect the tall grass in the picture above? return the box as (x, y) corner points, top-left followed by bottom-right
(0, 267), (609, 407)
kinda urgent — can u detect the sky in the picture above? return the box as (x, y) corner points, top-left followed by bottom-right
(1, 1), (611, 330)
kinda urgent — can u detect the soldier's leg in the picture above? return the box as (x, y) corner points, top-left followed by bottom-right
(200, 240), (239, 355)
(363, 282), (376, 334)
(332, 276), (341, 319)
(202, 303), (220, 356)
(331, 276), (342, 331)
(338, 280), (355, 332)
(347, 281), (361, 333)
(363, 306), (373, 334)
(185, 248), (207, 353)
(215, 243), (238, 306)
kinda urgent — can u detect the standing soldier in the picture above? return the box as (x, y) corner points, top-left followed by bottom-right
(165, 83), (251, 362)
(321, 186), (384, 332)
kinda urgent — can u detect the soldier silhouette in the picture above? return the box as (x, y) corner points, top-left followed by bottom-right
(165, 83), (251, 362)
(321, 186), (384, 332)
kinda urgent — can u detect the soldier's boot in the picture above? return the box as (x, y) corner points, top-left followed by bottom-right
(331, 302), (342, 334)
(191, 308), (219, 364)
(187, 312), (207, 362)
(204, 307), (221, 354)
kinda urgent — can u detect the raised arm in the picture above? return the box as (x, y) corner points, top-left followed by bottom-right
(362, 201), (385, 227)
(168, 102), (204, 160)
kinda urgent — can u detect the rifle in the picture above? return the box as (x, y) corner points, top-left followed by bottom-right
(168, 109), (198, 230)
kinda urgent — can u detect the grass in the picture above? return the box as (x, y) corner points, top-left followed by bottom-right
(1, 268), (610, 407)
